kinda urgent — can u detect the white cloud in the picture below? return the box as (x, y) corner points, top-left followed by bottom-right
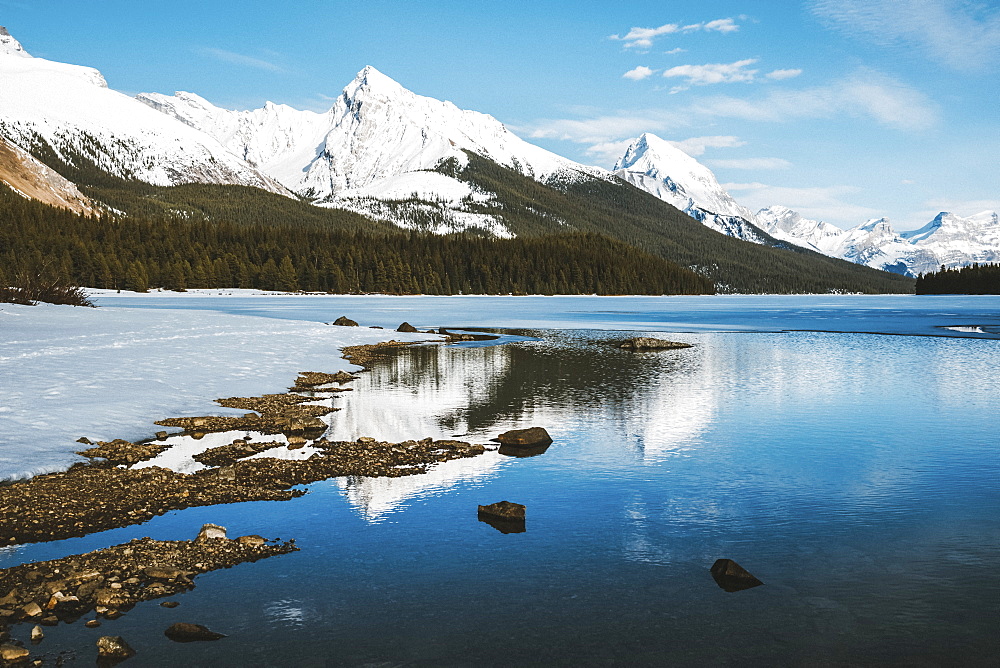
(723, 182), (881, 225)
(584, 139), (638, 165)
(623, 66), (657, 81)
(202, 47), (282, 72)
(524, 70), (938, 147)
(610, 17), (740, 49)
(766, 68), (803, 80)
(708, 157), (793, 170)
(664, 47), (686, 55)
(670, 136), (745, 157)
(527, 110), (687, 144)
(809, 0), (1000, 70)
(662, 59), (759, 91)
(696, 70), (939, 131)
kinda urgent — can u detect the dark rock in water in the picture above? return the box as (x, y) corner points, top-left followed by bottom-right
(496, 427), (552, 447)
(498, 442), (550, 458)
(164, 622), (226, 642)
(397, 322), (419, 333)
(96, 635), (135, 658)
(86, 619), (102, 627)
(331, 316), (359, 327)
(76, 437), (92, 445)
(478, 501), (526, 520)
(478, 501), (526, 533)
(160, 601), (179, 609)
(710, 559), (764, 592)
(619, 337), (692, 351)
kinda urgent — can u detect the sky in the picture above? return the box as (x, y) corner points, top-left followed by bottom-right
(2, 0), (998, 230)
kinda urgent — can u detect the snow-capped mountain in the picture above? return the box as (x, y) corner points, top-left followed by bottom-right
(756, 206), (1000, 276)
(0, 27), (288, 195)
(138, 66), (608, 236)
(612, 133), (768, 243)
(0, 135), (95, 214)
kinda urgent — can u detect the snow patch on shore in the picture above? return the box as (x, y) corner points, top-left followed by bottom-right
(0, 302), (433, 480)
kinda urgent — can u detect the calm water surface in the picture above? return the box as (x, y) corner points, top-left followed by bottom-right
(4, 297), (1000, 666)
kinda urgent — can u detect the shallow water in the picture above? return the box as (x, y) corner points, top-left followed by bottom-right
(4, 298), (1000, 666)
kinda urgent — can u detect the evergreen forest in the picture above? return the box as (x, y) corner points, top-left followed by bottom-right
(0, 184), (713, 296)
(915, 264), (1000, 294)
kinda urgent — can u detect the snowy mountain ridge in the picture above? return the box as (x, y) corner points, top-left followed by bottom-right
(612, 133), (999, 277)
(0, 27), (289, 196)
(755, 206), (1000, 275)
(612, 133), (769, 243)
(138, 66), (611, 235)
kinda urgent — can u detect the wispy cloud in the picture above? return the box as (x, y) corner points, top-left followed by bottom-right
(708, 157), (792, 170)
(526, 69), (939, 156)
(670, 136), (745, 157)
(809, 0), (1000, 70)
(663, 59), (758, 91)
(623, 66), (657, 81)
(201, 47), (283, 72)
(766, 68), (802, 80)
(723, 182), (881, 225)
(664, 47), (686, 55)
(610, 17), (739, 49)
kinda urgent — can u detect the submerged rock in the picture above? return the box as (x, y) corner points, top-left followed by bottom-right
(96, 635), (135, 659)
(710, 559), (764, 592)
(164, 622), (226, 642)
(619, 337), (692, 351)
(396, 322), (418, 333)
(331, 316), (358, 327)
(498, 442), (550, 458)
(496, 427), (552, 448)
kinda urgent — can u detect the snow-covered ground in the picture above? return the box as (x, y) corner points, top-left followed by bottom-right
(0, 301), (436, 480)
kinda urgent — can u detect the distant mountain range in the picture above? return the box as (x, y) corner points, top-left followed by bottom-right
(0, 27), (925, 292)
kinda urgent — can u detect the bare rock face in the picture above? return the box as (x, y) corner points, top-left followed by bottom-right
(496, 427), (552, 447)
(164, 622), (226, 642)
(710, 558), (764, 592)
(619, 337), (692, 351)
(396, 322), (418, 333)
(331, 316), (359, 326)
(96, 635), (135, 659)
(195, 524), (227, 542)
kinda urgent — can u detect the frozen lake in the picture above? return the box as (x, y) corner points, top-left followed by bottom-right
(2, 293), (998, 665)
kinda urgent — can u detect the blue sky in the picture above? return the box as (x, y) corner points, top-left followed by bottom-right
(2, 0), (997, 230)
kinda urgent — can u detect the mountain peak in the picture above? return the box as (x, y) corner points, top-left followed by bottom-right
(346, 65), (406, 100)
(0, 26), (31, 58)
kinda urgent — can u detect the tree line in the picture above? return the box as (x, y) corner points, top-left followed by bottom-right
(0, 184), (714, 296)
(915, 264), (1000, 294)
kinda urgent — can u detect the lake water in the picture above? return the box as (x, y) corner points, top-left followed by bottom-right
(5, 295), (1000, 666)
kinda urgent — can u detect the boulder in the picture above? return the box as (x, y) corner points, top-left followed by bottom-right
(477, 501), (526, 534)
(195, 524), (227, 542)
(396, 322), (419, 333)
(164, 622), (226, 642)
(236, 535), (267, 547)
(619, 337), (692, 351)
(710, 558), (764, 592)
(496, 427), (552, 447)
(30, 625), (43, 644)
(96, 635), (135, 659)
(0, 644), (29, 663)
(331, 316), (359, 327)
(498, 442), (550, 458)
(477, 501), (526, 521)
